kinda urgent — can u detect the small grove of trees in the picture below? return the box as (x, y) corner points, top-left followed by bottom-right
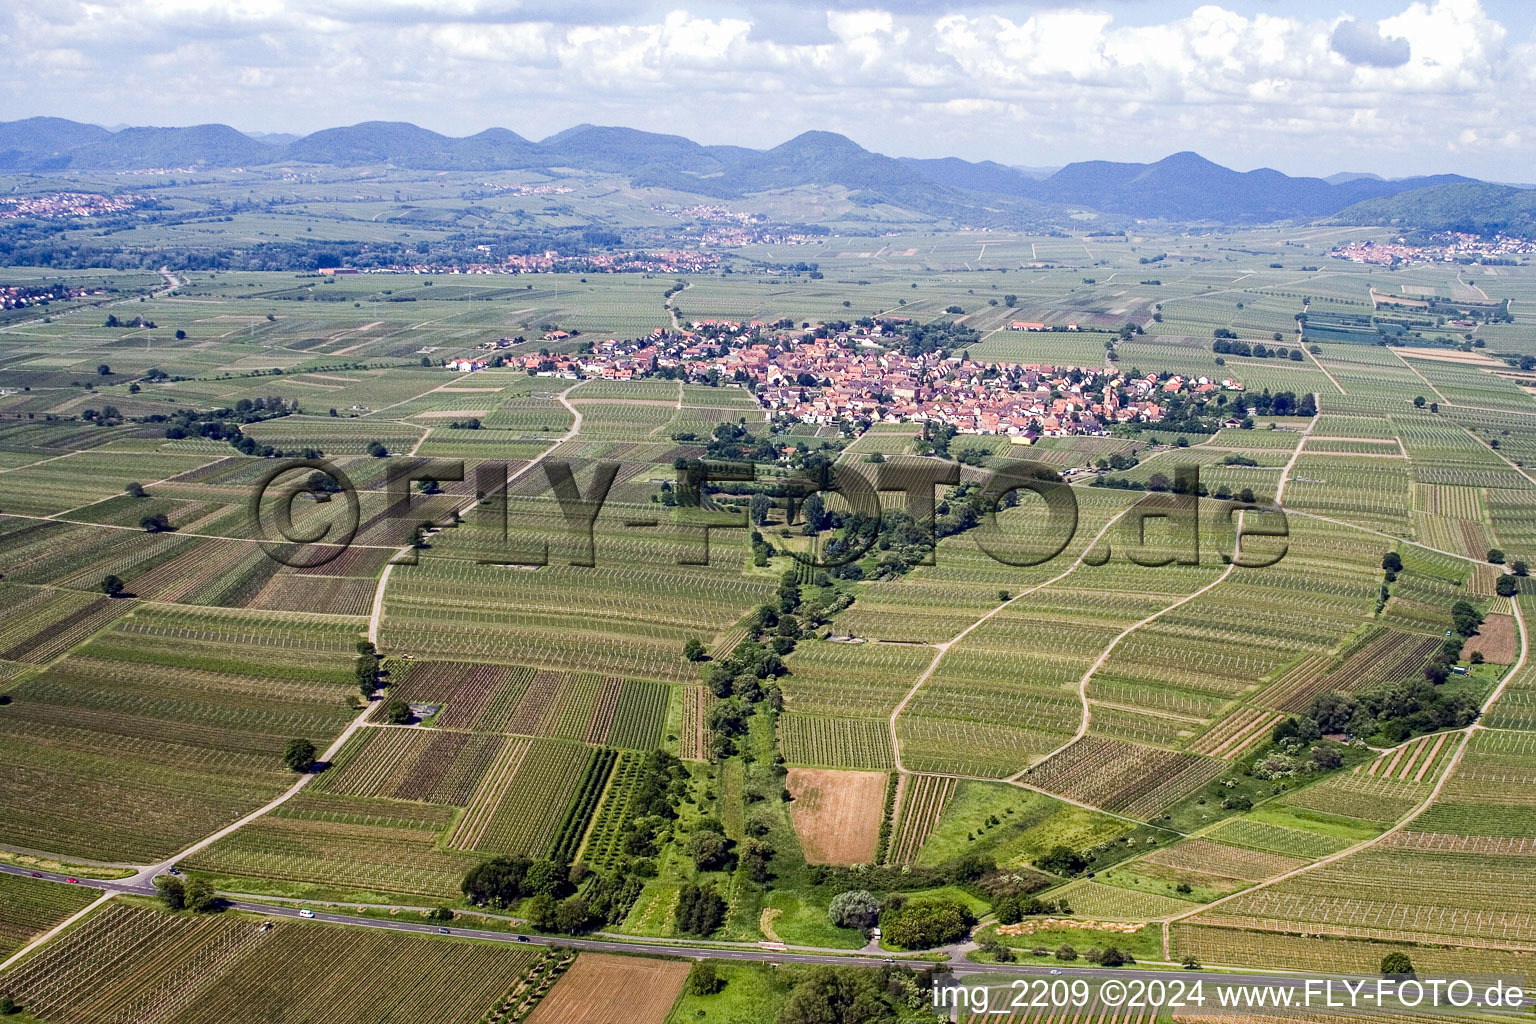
(879, 895), (974, 949)
(461, 855), (642, 936)
(1034, 845), (1087, 876)
(283, 738), (317, 773)
(777, 965), (931, 1024)
(100, 574), (126, 598)
(155, 875), (218, 913)
(461, 856), (570, 907)
(993, 894), (1072, 925)
(676, 883), (727, 936)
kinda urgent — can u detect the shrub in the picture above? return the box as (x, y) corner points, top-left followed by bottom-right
(686, 961), (726, 996)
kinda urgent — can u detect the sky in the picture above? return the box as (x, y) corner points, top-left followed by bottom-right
(4, 0), (1536, 180)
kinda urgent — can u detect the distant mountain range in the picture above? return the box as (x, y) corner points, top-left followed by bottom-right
(0, 116), (1486, 227)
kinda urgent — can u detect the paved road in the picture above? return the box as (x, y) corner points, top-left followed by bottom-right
(1, 862), (1476, 996)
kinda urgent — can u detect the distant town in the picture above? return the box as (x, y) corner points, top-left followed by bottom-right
(0, 281), (98, 309)
(1329, 232), (1536, 266)
(0, 191), (145, 220)
(341, 250), (722, 275)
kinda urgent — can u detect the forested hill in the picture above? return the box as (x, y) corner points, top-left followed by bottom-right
(1332, 181), (1536, 238)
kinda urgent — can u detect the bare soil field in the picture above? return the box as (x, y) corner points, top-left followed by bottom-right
(786, 767), (886, 865)
(1396, 348), (1507, 367)
(1462, 613), (1518, 664)
(525, 953), (689, 1024)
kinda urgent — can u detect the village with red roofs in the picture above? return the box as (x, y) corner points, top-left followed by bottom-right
(452, 318), (1243, 439)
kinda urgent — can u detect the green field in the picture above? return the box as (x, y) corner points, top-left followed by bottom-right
(0, 226), (1532, 991)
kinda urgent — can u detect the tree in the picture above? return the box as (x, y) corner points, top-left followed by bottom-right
(1513, 560), (1530, 577)
(97, 364), (111, 376)
(183, 877), (219, 913)
(739, 838), (773, 882)
(125, 481), (146, 498)
(155, 874), (185, 910)
(283, 737), (317, 773)
(683, 638), (707, 662)
(686, 961), (726, 996)
(1488, 548), (1506, 565)
(100, 574), (125, 598)
(523, 893), (558, 930)
(0, 993), (17, 1015)
(554, 896), (597, 934)
(139, 513), (171, 533)
(1497, 574), (1519, 598)
(366, 440), (388, 458)
(384, 698), (412, 724)
(828, 890), (882, 930)
(688, 829), (730, 870)
(1413, 396), (1426, 408)
(1057, 945), (1079, 961)
(522, 859), (570, 898)
(1381, 951), (1414, 975)
(1382, 552), (1403, 574)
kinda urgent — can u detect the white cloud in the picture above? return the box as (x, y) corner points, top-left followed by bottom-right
(1330, 18), (1411, 68)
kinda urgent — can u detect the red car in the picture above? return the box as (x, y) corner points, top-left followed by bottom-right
(65, 877), (79, 884)
(28, 872), (42, 878)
